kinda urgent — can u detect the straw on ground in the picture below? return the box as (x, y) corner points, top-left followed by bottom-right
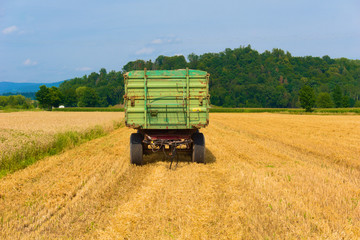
(0, 113), (359, 239)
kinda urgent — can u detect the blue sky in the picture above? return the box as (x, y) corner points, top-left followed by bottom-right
(1, 0), (359, 83)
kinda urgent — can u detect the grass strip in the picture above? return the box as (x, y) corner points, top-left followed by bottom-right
(0, 120), (124, 178)
(209, 107), (360, 114)
(52, 107), (124, 112)
(0, 108), (43, 113)
(209, 108), (302, 113)
(314, 108), (360, 114)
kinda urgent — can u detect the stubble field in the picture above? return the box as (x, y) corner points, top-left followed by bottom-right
(0, 113), (359, 239)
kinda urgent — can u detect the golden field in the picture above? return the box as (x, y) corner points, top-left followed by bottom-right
(0, 112), (124, 160)
(0, 113), (359, 239)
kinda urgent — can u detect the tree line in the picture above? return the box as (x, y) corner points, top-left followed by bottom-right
(0, 95), (35, 109)
(36, 69), (124, 109)
(36, 45), (360, 109)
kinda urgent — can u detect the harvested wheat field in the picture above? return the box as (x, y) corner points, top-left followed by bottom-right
(0, 113), (360, 239)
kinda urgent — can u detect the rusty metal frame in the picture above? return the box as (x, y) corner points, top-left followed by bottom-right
(186, 67), (190, 128)
(144, 68), (148, 128)
(125, 69), (209, 130)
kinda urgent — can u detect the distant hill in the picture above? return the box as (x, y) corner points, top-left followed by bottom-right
(0, 81), (64, 94)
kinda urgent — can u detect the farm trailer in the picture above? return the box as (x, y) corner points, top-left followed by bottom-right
(124, 68), (210, 166)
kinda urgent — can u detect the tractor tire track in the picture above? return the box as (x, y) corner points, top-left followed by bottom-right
(0, 113), (359, 239)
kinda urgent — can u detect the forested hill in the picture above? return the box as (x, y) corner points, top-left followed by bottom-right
(57, 46), (360, 108)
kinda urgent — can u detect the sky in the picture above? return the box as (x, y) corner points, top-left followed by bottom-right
(0, 0), (359, 83)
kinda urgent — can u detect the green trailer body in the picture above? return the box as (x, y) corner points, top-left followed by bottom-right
(124, 68), (210, 130)
(124, 68), (210, 166)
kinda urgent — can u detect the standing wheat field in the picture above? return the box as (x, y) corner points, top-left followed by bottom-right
(0, 113), (359, 239)
(0, 111), (125, 152)
(0, 111), (124, 176)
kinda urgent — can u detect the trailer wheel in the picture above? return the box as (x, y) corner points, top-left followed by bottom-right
(130, 133), (143, 165)
(192, 132), (205, 163)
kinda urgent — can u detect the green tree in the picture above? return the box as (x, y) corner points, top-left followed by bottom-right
(342, 95), (350, 107)
(62, 88), (77, 107)
(36, 86), (63, 109)
(122, 60), (146, 71)
(76, 87), (98, 107)
(49, 87), (62, 108)
(155, 55), (187, 70)
(99, 68), (107, 76)
(36, 85), (52, 109)
(0, 95), (33, 109)
(316, 92), (333, 108)
(0, 96), (8, 107)
(188, 53), (199, 69)
(7, 95), (26, 107)
(299, 85), (315, 112)
(275, 85), (290, 108)
(6, 96), (16, 106)
(22, 98), (33, 109)
(332, 85), (342, 108)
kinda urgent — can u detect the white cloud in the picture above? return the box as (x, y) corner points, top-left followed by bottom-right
(150, 37), (180, 45)
(2, 25), (18, 35)
(76, 67), (92, 71)
(23, 58), (38, 66)
(135, 47), (154, 55)
(151, 39), (163, 44)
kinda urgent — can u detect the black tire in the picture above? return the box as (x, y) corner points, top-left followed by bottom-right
(130, 133), (143, 165)
(192, 132), (205, 163)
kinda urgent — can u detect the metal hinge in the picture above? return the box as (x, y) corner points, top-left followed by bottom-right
(199, 97), (203, 106)
(150, 110), (158, 116)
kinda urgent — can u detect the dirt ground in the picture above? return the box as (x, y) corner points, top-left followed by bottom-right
(0, 113), (359, 239)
